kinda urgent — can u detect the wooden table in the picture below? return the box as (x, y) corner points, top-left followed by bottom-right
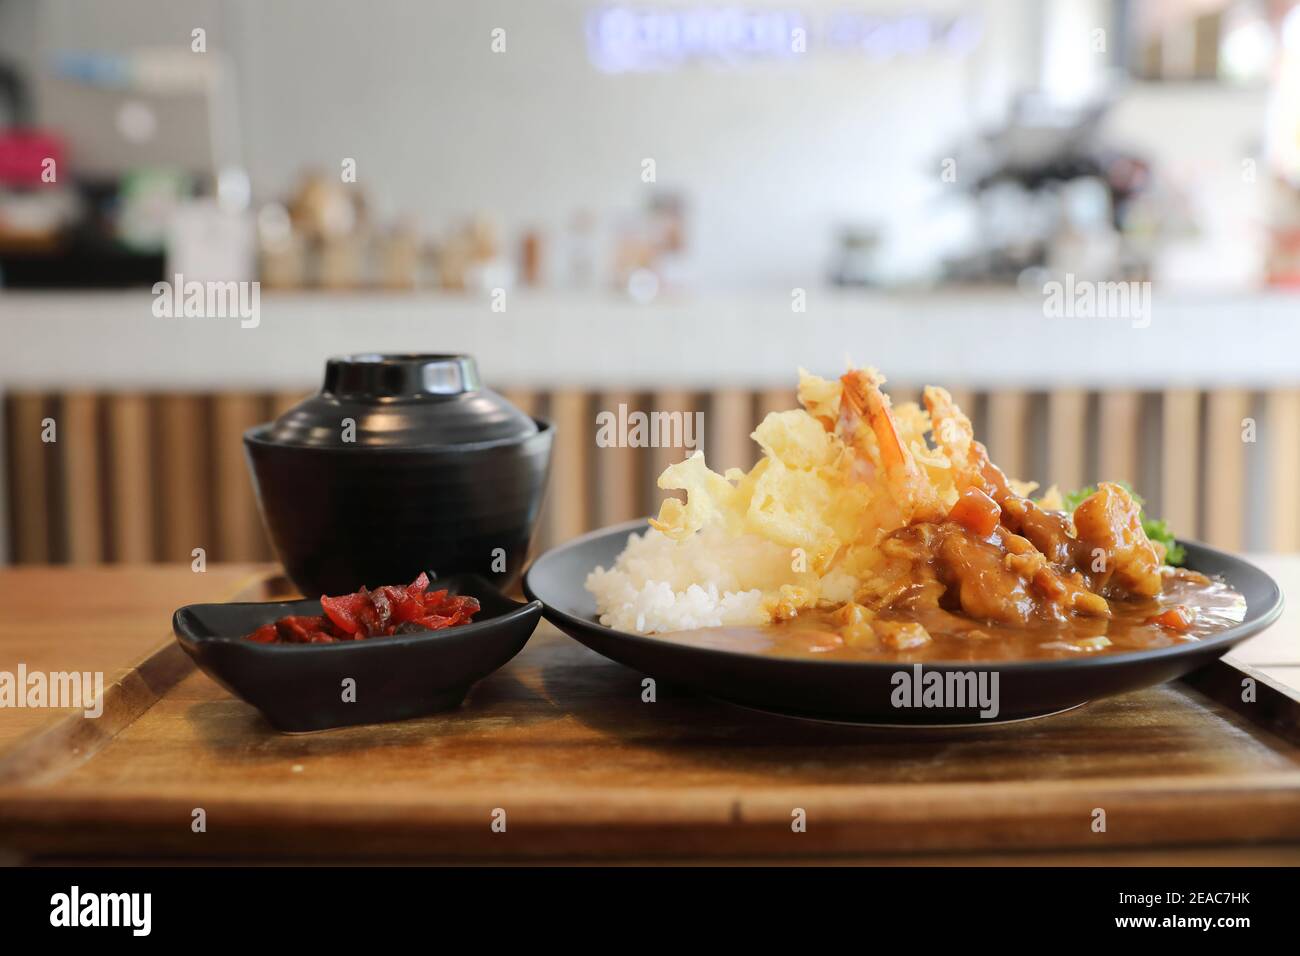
(0, 562), (1298, 865)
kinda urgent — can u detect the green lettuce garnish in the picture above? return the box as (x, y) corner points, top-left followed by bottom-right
(1050, 482), (1185, 566)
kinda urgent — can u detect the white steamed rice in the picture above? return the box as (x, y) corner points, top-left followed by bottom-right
(585, 525), (797, 633)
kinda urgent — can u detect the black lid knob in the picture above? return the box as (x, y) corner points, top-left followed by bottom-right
(323, 354), (481, 400)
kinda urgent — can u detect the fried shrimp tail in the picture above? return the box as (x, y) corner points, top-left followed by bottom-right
(923, 385), (1010, 501)
(840, 369), (946, 523)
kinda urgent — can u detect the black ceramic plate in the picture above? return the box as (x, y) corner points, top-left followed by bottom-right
(173, 573), (541, 732)
(523, 520), (1285, 725)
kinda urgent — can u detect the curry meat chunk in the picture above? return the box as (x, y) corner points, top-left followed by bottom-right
(1072, 482), (1163, 598)
(866, 481), (1163, 628)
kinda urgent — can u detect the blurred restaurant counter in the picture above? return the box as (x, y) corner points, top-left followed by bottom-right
(2, 287), (1299, 390)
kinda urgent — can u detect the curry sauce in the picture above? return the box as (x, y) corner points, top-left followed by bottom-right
(657, 568), (1245, 663)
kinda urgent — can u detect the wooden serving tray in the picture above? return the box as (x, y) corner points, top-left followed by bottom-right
(2, 573), (1300, 864)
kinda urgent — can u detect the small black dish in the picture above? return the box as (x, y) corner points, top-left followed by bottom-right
(172, 573), (541, 733)
(524, 520), (1285, 725)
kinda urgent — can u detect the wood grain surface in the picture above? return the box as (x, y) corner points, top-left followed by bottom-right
(0, 566), (264, 758)
(0, 564), (1298, 863)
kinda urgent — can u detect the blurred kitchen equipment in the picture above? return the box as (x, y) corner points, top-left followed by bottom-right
(43, 49), (236, 178)
(0, 58), (75, 252)
(937, 97), (1156, 284)
(2, 46), (249, 288)
(829, 227), (882, 287)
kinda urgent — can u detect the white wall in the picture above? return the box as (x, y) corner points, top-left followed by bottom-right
(24, 0), (1026, 287)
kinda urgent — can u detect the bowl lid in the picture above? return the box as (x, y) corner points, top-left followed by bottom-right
(262, 354), (538, 448)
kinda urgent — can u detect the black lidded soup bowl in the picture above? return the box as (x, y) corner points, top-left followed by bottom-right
(245, 354), (552, 596)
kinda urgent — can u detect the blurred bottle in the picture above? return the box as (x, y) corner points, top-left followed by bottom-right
(378, 219), (421, 290)
(565, 209), (597, 288)
(519, 228), (543, 287)
(257, 202), (306, 289)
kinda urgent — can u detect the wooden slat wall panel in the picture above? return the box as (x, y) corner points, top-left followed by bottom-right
(1268, 390), (1300, 551)
(7, 394), (51, 563)
(986, 391), (1029, 483)
(1161, 390), (1201, 542)
(757, 390), (798, 422)
(1203, 390), (1250, 551)
(543, 391), (589, 548)
(0, 385), (1294, 563)
(106, 394), (154, 563)
(252, 397), (277, 561)
(1098, 390), (1141, 487)
(271, 391), (309, 418)
(60, 393), (103, 564)
(500, 390), (541, 421)
(708, 389), (756, 474)
(211, 395), (265, 562)
(157, 395), (210, 563)
(1047, 389), (1087, 494)
(593, 391), (642, 526)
